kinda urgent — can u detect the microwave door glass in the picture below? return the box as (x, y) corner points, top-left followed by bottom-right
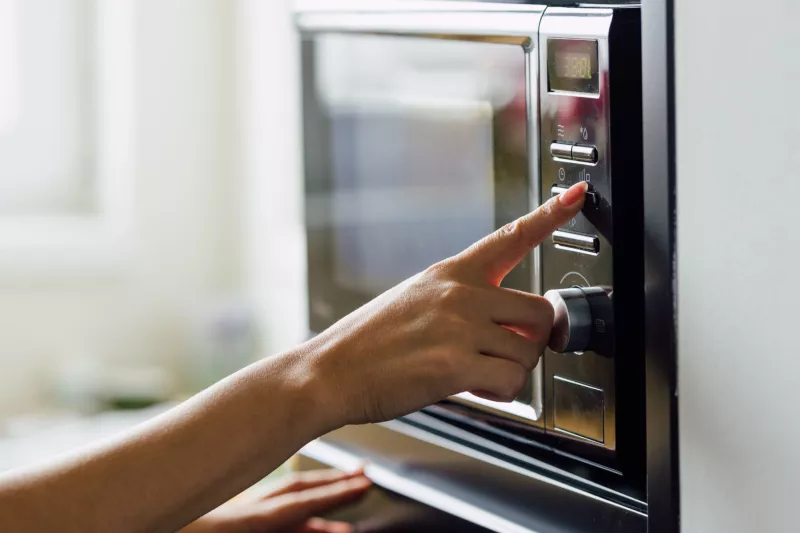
(314, 33), (527, 295)
(329, 103), (494, 294)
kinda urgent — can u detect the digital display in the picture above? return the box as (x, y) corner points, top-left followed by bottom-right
(555, 52), (593, 80)
(548, 39), (599, 94)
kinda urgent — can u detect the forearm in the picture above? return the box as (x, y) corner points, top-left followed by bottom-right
(0, 346), (331, 533)
(0, 182), (584, 533)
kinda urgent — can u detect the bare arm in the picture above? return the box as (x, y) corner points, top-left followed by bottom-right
(0, 182), (587, 533)
(0, 348), (334, 533)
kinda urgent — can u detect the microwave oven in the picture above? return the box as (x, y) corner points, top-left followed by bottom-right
(299, 1), (646, 504)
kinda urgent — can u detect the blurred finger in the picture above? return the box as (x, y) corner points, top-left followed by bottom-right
(266, 468), (365, 499)
(456, 182), (587, 285)
(298, 517), (353, 533)
(252, 476), (371, 530)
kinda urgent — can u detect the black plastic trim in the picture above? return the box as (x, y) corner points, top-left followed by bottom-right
(642, 0), (680, 531)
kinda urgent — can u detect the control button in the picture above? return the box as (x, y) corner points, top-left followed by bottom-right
(551, 185), (598, 206)
(545, 288), (592, 353)
(550, 142), (573, 160)
(553, 376), (605, 443)
(572, 145), (598, 163)
(544, 286), (611, 354)
(552, 230), (599, 255)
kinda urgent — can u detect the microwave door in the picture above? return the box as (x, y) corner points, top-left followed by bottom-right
(299, 6), (546, 424)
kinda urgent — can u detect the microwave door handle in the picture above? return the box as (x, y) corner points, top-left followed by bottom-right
(530, 357), (544, 419)
(527, 33), (544, 422)
(526, 32), (544, 423)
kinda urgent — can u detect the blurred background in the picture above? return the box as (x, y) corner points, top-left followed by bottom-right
(0, 0), (306, 459)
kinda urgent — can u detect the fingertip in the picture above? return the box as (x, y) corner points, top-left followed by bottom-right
(558, 181), (589, 207)
(470, 390), (505, 403)
(351, 462), (369, 476)
(347, 476), (372, 491)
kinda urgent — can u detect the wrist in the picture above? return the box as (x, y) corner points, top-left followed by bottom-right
(254, 338), (349, 440)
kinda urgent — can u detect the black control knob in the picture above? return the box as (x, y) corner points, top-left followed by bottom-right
(544, 287), (612, 355)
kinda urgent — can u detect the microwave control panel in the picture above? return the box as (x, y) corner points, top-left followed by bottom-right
(538, 6), (644, 464)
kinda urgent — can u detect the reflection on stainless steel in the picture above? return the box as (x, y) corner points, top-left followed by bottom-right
(452, 364), (542, 421)
(553, 376), (605, 443)
(539, 7), (619, 453)
(299, 1), (647, 501)
(296, 418), (647, 532)
(295, 451), (493, 533)
(544, 286), (612, 355)
(301, 439), (541, 533)
(315, 33), (520, 294)
(552, 229), (600, 255)
(296, 1), (548, 40)
(571, 144), (598, 163)
(545, 287), (593, 353)
(549, 141), (573, 159)
(302, 7), (546, 422)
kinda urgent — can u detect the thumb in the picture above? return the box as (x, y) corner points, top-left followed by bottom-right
(455, 181), (588, 285)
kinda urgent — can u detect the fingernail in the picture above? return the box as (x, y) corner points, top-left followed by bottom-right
(559, 182), (588, 206)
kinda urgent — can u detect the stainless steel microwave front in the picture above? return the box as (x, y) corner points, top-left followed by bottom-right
(539, 8), (617, 450)
(296, 1), (548, 425)
(537, 4), (645, 465)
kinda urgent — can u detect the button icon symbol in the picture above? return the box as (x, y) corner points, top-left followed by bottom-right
(558, 167), (566, 181)
(595, 319), (606, 333)
(578, 168), (591, 182)
(569, 217), (577, 228)
(580, 126), (589, 140)
(557, 124), (565, 138)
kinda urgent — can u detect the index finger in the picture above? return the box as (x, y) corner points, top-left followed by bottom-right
(456, 181), (588, 285)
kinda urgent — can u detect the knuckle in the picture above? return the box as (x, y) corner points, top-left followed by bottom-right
(529, 349), (544, 371)
(439, 281), (471, 307)
(521, 349), (538, 372)
(526, 295), (556, 337)
(541, 297), (555, 322)
(534, 342), (548, 359)
(534, 295), (555, 324)
(501, 219), (528, 247)
(430, 350), (461, 377)
(445, 315), (474, 345)
(503, 367), (527, 400)
(462, 326), (480, 350)
(424, 260), (451, 278)
(538, 196), (558, 218)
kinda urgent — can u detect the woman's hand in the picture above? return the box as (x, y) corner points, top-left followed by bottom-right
(0, 182), (586, 533)
(298, 181), (588, 428)
(180, 469), (371, 533)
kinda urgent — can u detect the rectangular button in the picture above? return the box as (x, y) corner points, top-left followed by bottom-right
(551, 185), (598, 206)
(550, 142), (573, 159)
(553, 376), (605, 443)
(553, 230), (599, 255)
(572, 145), (598, 163)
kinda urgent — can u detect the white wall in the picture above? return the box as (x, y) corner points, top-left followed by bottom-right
(0, 0), (242, 416)
(676, 0), (800, 531)
(238, 0), (308, 355)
